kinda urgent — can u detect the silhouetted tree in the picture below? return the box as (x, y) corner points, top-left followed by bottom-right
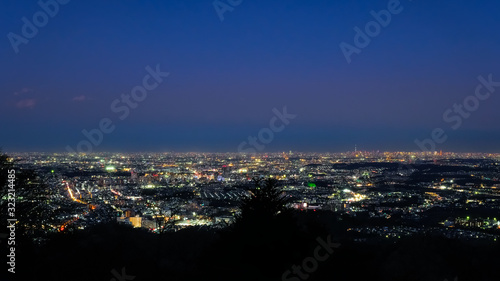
(233, 177), (291, 230)
(196, 178), (321, 281)
(0, 150), (13, 189)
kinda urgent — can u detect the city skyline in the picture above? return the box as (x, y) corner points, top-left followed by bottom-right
(3, 149), (500, 280)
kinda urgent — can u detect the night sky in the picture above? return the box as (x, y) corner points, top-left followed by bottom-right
(2, 0), (500, 153)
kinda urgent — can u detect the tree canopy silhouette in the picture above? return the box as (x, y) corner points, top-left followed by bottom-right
(234, 177), (291, 229)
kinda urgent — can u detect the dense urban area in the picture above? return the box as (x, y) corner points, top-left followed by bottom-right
(8, 151), (500, 241)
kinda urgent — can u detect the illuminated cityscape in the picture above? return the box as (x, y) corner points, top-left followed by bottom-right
(3, 0), (500, 280)
(9, 151), (500, 240)
(3, 150), (500, 280)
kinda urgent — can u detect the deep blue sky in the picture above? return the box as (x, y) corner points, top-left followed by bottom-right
(1, 0), (500, 152)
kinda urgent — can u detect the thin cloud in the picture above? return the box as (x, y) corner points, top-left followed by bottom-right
(14, 88), (33, 96)
(72, 95), (87, 102)
(16, 99), (36, 109)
